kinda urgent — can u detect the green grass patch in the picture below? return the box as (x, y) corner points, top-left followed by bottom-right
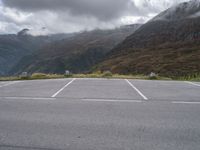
(175, 73), (200, 81)
(1, 72), (200, 82)
(31, 73), (64, 79)
(0, 76), (21, 81)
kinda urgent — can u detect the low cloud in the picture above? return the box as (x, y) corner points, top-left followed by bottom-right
(2, 0), (136, 21)
(0, 0), (190, 34)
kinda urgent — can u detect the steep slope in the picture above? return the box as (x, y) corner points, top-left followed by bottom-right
(98, 0), (200, 77)
(10, 24), (141, 75)
(0, 31), (74, 76)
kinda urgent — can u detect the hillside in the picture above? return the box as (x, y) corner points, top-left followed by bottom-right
(97, 0), (200, 77)
(10, 25), (141, 75)
(0, 31), (74, 76)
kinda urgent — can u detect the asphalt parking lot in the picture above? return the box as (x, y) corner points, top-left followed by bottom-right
(0, 78), (200, 150)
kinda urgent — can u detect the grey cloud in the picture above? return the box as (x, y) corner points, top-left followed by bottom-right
(2, 0), (138, 21)
(2, 0), (189, 21)
(0, 0), (191, 34)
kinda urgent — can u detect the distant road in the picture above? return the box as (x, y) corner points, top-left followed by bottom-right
(0, 78), (200, 150)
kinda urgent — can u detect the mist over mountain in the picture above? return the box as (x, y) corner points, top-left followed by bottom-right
(152, 0), (200, 21)
(1, 0), (200, 77)
(8, 24), (141, 75)
(98, 0), (200, 77)
(0, 30), (75, 75)
(0, 0), (190, 34)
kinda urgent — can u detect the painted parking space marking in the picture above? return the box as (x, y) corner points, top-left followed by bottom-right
(0, 81), (22, 88)
(185, 81), (200, 87)
(1, 97), (56, 100)
(172, 101), (200, 104)
(125, 79), (148, 100)
(82, 98), (142, 103)
(51, 78), (76, 98)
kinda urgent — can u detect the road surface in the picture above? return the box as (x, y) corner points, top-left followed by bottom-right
(0, 78), (200, 150)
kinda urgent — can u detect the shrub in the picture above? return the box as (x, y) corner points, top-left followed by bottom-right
(148, 72), (158, 80)
(64, 74), (73, 78)
(20, 76), (30, 80)
(102, 71), (113, 78)
(148, 76), (158, 80)
(31, 73), (48, 79)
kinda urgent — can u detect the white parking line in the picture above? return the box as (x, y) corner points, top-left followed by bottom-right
(76, 78), (122, 81)
(82, 99), (142, 103)
(125, 79), (148, 100)
(51, 78), (76, 98)
(0, 81), (21, 88)
(4, 97), (56, 100)
(172, 101), (200, 104)
(185, 81), (200, 87)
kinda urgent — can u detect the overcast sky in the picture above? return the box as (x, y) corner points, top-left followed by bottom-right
(0, 0), (189, 35)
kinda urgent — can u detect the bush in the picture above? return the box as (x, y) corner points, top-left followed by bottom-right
(148, 72), (158, 80)
(148, 76), (158, 80)
(102, 71), (113, 78)
(31, 73), (48, 79)
(20, 76), (30, 80)
(64, 74), (73, 78)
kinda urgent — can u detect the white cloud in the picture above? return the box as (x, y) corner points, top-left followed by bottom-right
(0, 0), (191, 34)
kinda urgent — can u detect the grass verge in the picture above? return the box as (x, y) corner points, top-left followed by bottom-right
(0, 72), (199, 82)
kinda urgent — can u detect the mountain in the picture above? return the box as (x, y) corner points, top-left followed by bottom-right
(152, 0), (200, 21)
(0, 30), (75, 76)
(97, 0), (200, 77)
(9, 24), (141, 75)
(17, 28), (30, 36)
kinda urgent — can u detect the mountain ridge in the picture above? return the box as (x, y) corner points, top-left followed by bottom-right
(0, 32), (75, 75)
(151, 0), (200, 21)
(8, 24), (141, 75)
(97, 0), (200, 77)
